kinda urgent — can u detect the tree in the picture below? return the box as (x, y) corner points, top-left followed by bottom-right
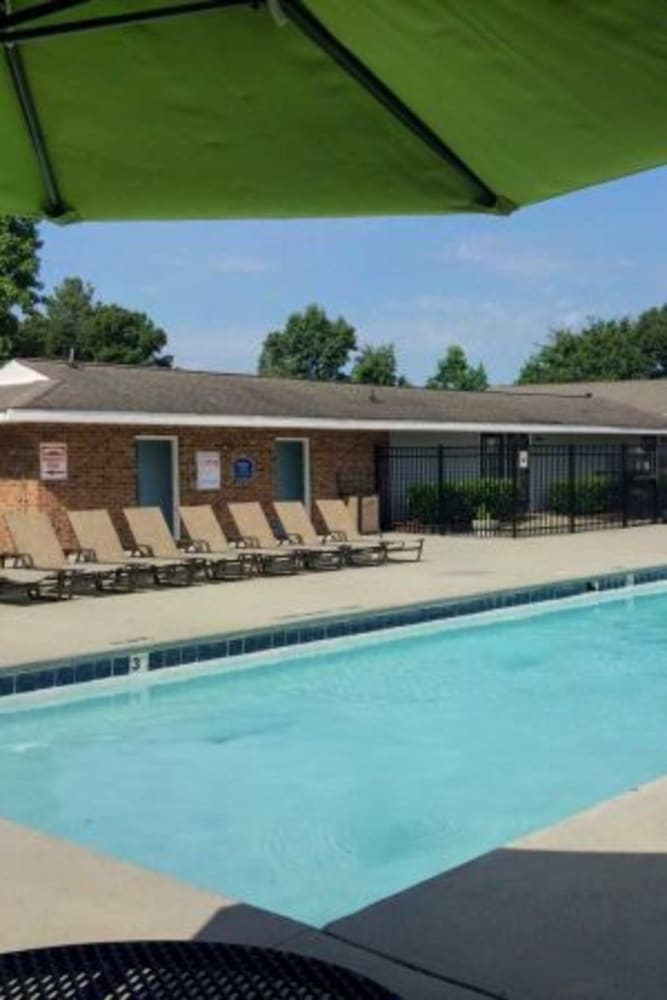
(258, 304), (356, 380)
(350, 342), (410, 386)
(427, 345), (488, 390)
(0, 216), (42, 361)
(517, 306), (667, 383)
(19, 277), (95, 359)
(18, 276), (172, 366)
(89, 303), (172, 366)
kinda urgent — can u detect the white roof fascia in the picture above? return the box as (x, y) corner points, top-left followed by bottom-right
(0, 408), (664, 435)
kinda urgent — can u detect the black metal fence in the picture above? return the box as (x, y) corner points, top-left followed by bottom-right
(375, 441), (667, 537)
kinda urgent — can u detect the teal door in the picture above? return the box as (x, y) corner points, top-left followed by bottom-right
(136, 439), (175, 531)
(276, 440), (306, 503)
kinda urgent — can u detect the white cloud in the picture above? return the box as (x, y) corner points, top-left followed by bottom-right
(360, 293), (603, 384)
(436, 235), (566, 280)
(212, 254), (275, 275)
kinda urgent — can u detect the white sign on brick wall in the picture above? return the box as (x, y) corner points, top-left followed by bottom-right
(196, 450), (221, 490)
(39, 442), (68, 481)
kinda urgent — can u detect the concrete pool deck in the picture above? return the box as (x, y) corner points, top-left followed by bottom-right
(2, 524), (667, 669)
(3, 525), (667, 997)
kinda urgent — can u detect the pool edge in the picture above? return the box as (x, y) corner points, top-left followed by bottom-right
(1, 562), (665, 699)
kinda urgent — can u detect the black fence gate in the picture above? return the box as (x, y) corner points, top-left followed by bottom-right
(375, 441), (667, 537)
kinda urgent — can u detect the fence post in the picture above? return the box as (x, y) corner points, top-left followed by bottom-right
(568, 445), (575, 533)
(374, 446), (386, 531)
(621, 442), (628, 528)
(437, 444), (445, 534)
(511, 442), (519, 538)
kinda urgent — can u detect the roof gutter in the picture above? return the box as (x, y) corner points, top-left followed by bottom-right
(0, 409), (665, 435)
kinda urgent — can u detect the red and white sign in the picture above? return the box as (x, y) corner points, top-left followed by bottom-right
(39, 442), (68, 481)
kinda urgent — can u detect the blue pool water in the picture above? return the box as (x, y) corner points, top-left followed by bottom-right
(3, 586), (667, 926)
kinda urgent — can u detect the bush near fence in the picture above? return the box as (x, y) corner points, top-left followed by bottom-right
(408, 478), (520, 529)
(548, 474), (617, 516)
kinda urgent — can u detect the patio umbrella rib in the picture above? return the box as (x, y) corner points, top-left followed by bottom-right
(2, 39), (69, 219)
(278, 0), (510, 214)
(0, 0), (95, 29)
(0, 0), (257, 44)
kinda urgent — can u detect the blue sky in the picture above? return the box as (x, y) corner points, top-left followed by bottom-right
(38, 166), (667, 385)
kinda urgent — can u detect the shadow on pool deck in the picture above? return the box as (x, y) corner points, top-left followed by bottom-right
(330, 844), (667, 1000)
(194, 846), (667, 1000)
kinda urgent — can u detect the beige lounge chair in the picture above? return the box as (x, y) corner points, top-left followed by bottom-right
(273, 501), (385, 566)
(124, 506), (248, 581)
(182, 503), (297, 575)
(316, 498), (425, 561)
(4, 511), (134, 592)
(69, 509), (191, 586)
(0, 552), (73, 601)
(229, 502), (342, 571)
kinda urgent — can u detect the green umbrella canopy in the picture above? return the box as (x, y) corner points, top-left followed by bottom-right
(1, 0), (666, 222)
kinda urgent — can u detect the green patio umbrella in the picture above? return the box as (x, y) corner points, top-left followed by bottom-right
(1, 0), (666, 222)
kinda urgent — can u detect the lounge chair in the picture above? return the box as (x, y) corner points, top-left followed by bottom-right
(183, 503), (297, 576)
(273, 500), (386, 566)
(69, 509), (191, 586)
(228, 502), (342, 571)
(3, 511), (134, 592)
(316, 498), (425, 561)
(124, 506), (248, 581)
(177, 505), (258, 575)
(0, 552), (73, 601)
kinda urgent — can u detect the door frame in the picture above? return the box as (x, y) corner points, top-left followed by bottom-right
(275, 437), (311, 511)
(134, 434), (180, 536)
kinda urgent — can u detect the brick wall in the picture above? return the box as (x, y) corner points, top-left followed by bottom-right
(0, 423), (387, 551)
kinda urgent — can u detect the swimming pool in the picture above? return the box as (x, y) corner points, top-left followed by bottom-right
(2, 585), (667, 927)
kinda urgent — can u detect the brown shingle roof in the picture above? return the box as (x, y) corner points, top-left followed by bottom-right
(0, 360), (664, 429)
(496, 380), (667, 421)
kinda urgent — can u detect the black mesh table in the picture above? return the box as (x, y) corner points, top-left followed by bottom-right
(0, 940), (402, 1000)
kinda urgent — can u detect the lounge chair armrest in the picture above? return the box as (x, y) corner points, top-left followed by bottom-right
(1, 551), (32, 568)
(238, 535), (261, 549)
(131, 543), (155, 557)
(65, 546), (96, 563)
(178, 538), (210, 553)
(326, 530), (348, 543)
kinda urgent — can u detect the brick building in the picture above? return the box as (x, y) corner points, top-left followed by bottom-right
(1, 359), (666, 549)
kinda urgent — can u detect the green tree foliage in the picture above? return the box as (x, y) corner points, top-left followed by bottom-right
(350, 342), (410, 386)
(517, 306), (667, 383)
(91, 303), (172, 365)
(19, 277), (95, 359)
(18, 276), (172, 366)
(0, 216), (42, 361)
(258, 304), (356, 380)
(427, 344), (488, 391)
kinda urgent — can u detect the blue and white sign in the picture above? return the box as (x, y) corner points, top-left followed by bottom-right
(232, 456), (255, 482)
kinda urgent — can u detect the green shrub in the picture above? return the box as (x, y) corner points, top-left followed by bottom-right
(548, 474), (615, 516)
(407, 478), (520, 529)
(469, 478), (520, 521)
(407, 482), (473, 528)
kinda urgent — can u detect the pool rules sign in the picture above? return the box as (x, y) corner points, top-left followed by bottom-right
(196, 450), (221, 491)
(40, 442), (68, 481)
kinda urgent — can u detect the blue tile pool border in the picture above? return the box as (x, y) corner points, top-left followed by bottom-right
(2, 563), (667, 700)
